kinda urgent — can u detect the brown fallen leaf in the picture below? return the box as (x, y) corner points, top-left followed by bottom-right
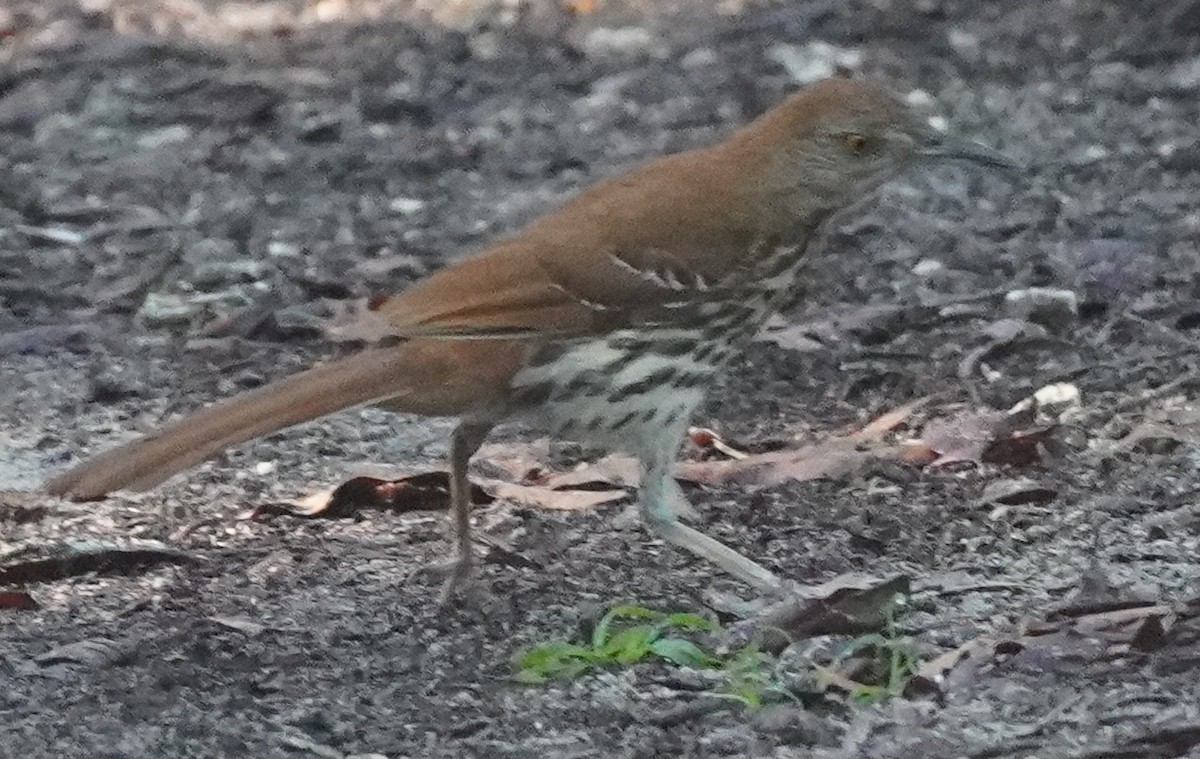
(476, 440), (554, 483)
(978, 478), (1057, 507)
(920, 602), (1178, 696)
(258, 472), (493, 519)
(261, 465), (629, 519)
(0, 540), (198, 585)
(479, 478), (628, 511)
(902, 406), (1053, 468)
(1035, 603), (1174, 637)
(902, 408), (1003, 466)
(677, 399), (927, 487)
(0, 590), (38, 610)
(854, 397), (932, 441)
(728, 574), (911, 655)
(687, 427), (749, 459)
(472, 398), (928, 496)
(535, 455), (641, 491)
(279, 397), (924, 523)
(677, 443), (886, 487)
(918, 635), (1002, 684)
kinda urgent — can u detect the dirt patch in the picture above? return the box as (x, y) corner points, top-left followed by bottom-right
(3, 0), (1200, 757)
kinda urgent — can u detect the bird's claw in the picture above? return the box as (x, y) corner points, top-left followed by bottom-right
(407, 556), (479, 607)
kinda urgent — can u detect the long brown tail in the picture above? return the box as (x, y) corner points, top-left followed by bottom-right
(45, 344), (426, 501)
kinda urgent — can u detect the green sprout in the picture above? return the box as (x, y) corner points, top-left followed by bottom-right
(513, 604), (720, 683)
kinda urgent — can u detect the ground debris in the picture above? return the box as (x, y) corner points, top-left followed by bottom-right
(0, 539), (198, 585)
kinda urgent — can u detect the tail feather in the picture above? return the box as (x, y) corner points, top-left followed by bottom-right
(45, 345), (423, 500)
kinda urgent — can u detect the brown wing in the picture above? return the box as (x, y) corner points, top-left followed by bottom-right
(372, 148), (762, 340)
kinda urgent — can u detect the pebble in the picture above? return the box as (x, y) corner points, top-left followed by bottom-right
(582, 27), (657, 59)
(388, 197), (426, 214)
(1004, 287), (1079, 327)
(767, 42), (862, 84)
(138, 292), (198, 328)
(136, 125), (193, 149)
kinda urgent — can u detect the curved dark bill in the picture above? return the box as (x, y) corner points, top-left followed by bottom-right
(920, 135), (1018, 171)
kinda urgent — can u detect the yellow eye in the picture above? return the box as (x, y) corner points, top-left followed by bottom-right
(842, 132), (870, 155)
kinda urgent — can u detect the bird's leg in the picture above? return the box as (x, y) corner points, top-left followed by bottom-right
(434, 420), (493, 605)
(638, 458), (782, 592)
(613, 474), (699, 528)
(660, 475), (702, 521)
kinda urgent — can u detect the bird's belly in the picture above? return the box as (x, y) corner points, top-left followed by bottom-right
(509, 329), (725, 455)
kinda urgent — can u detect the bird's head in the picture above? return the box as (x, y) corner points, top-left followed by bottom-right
(734, 78), (1014, 220)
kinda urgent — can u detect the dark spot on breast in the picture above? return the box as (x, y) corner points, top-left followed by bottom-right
(608, 367), (679, 403)
(672, 370), (713, 389)
(693, 341), (724, 363)
(611, 410), (640, 430)
(553, 370), (604, 401)
(650, 338), (698, 357)
(603, 348), (645, 376)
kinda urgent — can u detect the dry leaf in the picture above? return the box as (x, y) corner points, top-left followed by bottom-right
(480, 478), (627, 511)
(271, 399), (924, 522)
(676, 445), (887, 487)
(904, 406), (1052, 468)
(920, 602), (1178, 694)
(677, 399), (925, 487)
(475, 400), (926, 495)
(0, 590), (38, 610)
(476, 440), (553, 483)
(979, 478), (1056, 507)
(538, 455), (640, 490)
(0, 540), (197, 585)
(733, 575), (911, 655)
(688, 426), (749, 459)
(260, 472), (492, 519)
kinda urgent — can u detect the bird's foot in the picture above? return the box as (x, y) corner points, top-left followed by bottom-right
(615, 480), (700, 528)
(407, 556), (486, 608)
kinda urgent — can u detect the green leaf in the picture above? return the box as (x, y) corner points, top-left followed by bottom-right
(658, 612), (718, 633)
(729, 681), (764, 708)
(850, 684), (888, 703)
(592, 605), (662, 649)
(513, 641), (595, 681)
(650, 637), (718, 667)
(601, 626), (659, 663)
(514, 669), (549, 684)
(515, 641), (591, 668)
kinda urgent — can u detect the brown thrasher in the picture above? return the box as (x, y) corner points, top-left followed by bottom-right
(45, 79), (1012, 600)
